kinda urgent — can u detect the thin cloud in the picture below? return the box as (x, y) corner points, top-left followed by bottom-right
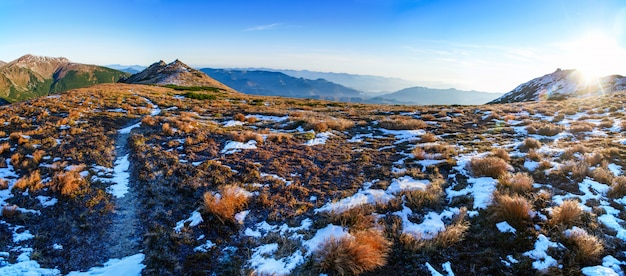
(245, 23), (284, 31)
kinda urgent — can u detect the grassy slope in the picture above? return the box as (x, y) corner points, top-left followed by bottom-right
(0, 84), (625, 275)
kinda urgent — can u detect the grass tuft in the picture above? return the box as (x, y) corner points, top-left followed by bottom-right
(314, 229), (391, 275)
(202, 185), (249, 224)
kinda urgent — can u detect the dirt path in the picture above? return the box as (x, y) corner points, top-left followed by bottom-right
(104, 125), (143, 259)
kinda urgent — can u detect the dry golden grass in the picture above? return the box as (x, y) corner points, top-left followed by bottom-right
(520, 137), (541, 151)
(0, 143), (9, 155)
(12, 170), (42, 192)
(566, 228), (604, 263)
(549, 200), (582, 228)
(569, 122), (594, 133)
(203, 185), (249, 224)
(558, 161), (589, 182)
(491, 193), (532, 227)
(378, 117), (427, 130)
(536, 123), (564, 136)
(468, 156), (510, 178)
(401, 208), (469, 252)
(233, 113), (246, 122)
(50, 169), (87, 197)
(491, 148), (510, 162)
(420, 132), (437, 143)
(590, 167), (614, 184)
(314, 229), (390, 275)
(498, 172), (533, 195)
(405, 178), (444, 210)
(0, 179), (7, 190)
(608, 176), (626, 198)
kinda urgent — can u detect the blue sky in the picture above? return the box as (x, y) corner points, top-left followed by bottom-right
(1, 0), (625, 92)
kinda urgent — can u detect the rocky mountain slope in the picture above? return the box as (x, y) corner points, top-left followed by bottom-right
(202, 68), (367, 101)
(0, 61), (6, 68)
(491, 69), (626, 104)
(369, 86), (503, 105)
(120, 60), (235, 91)
(0, 54), (129, 103)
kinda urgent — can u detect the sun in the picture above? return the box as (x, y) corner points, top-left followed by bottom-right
(561, 30), (625, 82)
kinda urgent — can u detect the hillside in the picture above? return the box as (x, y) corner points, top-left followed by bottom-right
(0, 55), (130, 103)
(120, 60), (235, 92)
(491, 69), (626, 104)
(370, 86), (503, 105)
(201, 68), (367, 101)
(0, 61), (6, 68)
(1, 82), (626, 275)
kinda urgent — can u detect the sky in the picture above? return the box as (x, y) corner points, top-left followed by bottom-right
(1, 0), (625, 92)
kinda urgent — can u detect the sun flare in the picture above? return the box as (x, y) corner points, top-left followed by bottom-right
(563, 30), (625, 79)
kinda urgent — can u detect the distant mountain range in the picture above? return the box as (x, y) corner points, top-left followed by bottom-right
(0, 54), (129, 103)
(370, 87), (504, 105)
(201, 68), (367, 102)
(105, 64), (146, 74)
(490, 69), (626, 104)
(120, 60), (235, 91)
(259, 69), (422, 93)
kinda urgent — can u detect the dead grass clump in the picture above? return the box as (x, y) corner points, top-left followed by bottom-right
(314, 229), (391, 275)
(590, 167), (614, 184)
(520, 137), (541, 152)
(569, 122), (594, 133)
(566, 228), (604, 263)
(230, 131), (264, 145)
(203, 185), (249, 224)
(537, 124), (564, 136)
(50, 170), (87, 197)
(584, 152), (604, 167)
(491, 148), (510, 162)
(498, 172), (533, 195)
(378, 117), (427, 130)
(12, 170), (42, 191)
(468, 156), (510, 178)
(420, 132), (437, 143)
(405, 179), (444, 210)
(549, 200), (582, 228)
(326, 118), (355, 131)
(0, 179), (7, 190)
(233, 113), (246, 122)
(559, 161), (589, 182)
(491, 193), (532, 227)
(0, 143), (10, 155)
(1, 205), (19, 218)
(401, 208), (469, 252)
(32, 150), (45, 164)
(608, 176), (626, 198)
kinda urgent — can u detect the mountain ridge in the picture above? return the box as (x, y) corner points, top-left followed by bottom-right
(0, 54), (130, 103)
(490, 69), (626, 104)
(369, 86), (503, 105)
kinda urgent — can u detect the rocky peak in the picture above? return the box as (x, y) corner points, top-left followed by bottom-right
(13, 54), (71, 66)
(119, 59), (235, 91)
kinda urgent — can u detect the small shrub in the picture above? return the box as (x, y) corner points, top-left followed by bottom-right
(469, 156), (510, 178)
(2, 205), (19, 218)
(590, 167), (613, 184)
(549, 200), (582, 228)
(491, 193), (532, 227)
(608, 176), (626, 198)
(12, 170), (42, 191)
(233, 113), (246, 122)
(50, 170), (87, 197)
(203, 185), (249, 224)
(491, 148), (510, 162)
(405, 179), (444, 210)
(566, 228), (604, 263)
(314, 229), (390, 275)
(537, 124), (564, 136)
(520, 137), (541, 151)
(499, 172), (533, 195)
(420, 132), (437, 143)
(0, 143), (9, 155)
